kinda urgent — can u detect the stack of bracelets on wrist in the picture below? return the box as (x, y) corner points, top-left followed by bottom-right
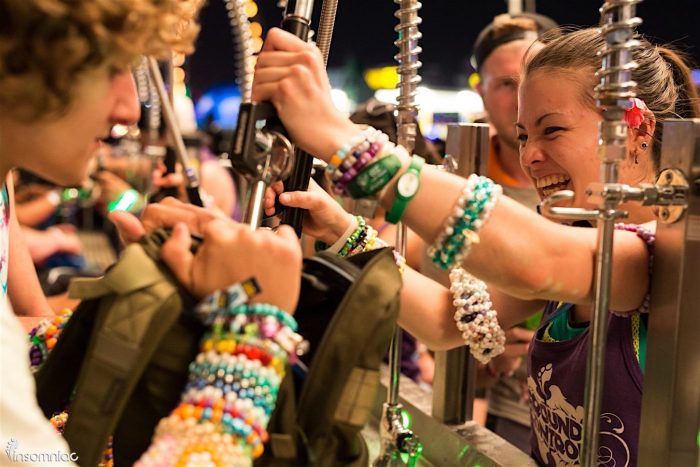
(326, 128), (404, 199)
(449, 267), (505, 364)
(28, 310), (115, 467)
(315, 215), (406, 273)
(29, 309), (72, 370)
(428, 174), (502, 271)
(137, 288), (306, 465)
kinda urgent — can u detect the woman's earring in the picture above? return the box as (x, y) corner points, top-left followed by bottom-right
(641, 141), (649, 150)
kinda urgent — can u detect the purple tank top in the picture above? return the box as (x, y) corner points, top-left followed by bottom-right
(527, 306), (643, 466)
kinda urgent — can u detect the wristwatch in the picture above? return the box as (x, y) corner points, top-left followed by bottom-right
(385, 155), (425, 224)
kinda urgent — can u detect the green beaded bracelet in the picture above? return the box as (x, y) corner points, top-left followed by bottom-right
(339, 216), (366, 256)
(228, 303), (299, 332)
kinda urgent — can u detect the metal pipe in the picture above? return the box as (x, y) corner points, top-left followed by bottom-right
(224, 0), (255, 103)
(429, 123), (489, 424)
(373, 1), (423, 465)
(316, 0), (339, 66)
(244, 179), (267, 230)
(579, 2), (642, 465)
(278, 0), (316, 236)
(147, 57), (203, 207)
(389, 0), (421, 411)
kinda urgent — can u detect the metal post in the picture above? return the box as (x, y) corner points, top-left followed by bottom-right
(147, 57), (204, 207)
(507, 0), (523, 14)
(374, 1), (422, 465)
(316, 0), (339, 66)
(638, 119), (700, 467)
(428, 123), (489, 424)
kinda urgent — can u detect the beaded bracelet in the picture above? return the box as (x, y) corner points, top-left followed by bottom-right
(428, 175), (502, 270)
(332, 132), (389, 196)
(449, 267), (505, 364)
(326, 129), (376, 175)
(28, 311), (115, 467)
(338, 216), (367, 256)
(338, 223), (407, 274)
(137, 302), (296, 465)
(29, 309), (72, 371)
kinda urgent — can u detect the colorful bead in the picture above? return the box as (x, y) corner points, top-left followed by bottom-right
(137, 300), (298, 464)
(28, 309), (72, 372)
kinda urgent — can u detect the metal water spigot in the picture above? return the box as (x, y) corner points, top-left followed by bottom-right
(230, 102), (296, 228)
(374, 404), (422, 467)
(374, 0), (423, 465)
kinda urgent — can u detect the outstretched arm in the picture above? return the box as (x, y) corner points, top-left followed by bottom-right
(269, 179), (547, 349)
(253, 28), (650, 314)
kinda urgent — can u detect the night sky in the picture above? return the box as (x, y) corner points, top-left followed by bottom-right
(188, 0), (700, 100)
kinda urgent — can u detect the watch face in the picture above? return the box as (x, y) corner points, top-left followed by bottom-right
(397, 172), (420, 198)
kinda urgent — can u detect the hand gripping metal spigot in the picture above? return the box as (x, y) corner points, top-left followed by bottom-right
(226, 0), (314, 230)
(374, 1), (423, 465)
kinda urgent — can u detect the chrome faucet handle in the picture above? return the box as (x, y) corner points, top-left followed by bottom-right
(540, 190), (599, 220)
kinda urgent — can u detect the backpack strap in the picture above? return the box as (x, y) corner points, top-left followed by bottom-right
(60, 239), (184, 466)
(296, 248), (401, 464)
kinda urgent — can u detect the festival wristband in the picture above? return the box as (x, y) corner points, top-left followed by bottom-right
(385, 155), (425, 224)
(107, 189), (142, 213)
(346, 153), (403, 199)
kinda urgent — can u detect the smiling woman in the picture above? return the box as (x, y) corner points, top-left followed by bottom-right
(249, 24), (698, 465)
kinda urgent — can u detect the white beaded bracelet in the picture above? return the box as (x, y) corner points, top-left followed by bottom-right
(449, 267), (505, 364)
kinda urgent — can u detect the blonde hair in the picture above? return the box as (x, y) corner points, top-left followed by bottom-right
(0, 0), (204, 121)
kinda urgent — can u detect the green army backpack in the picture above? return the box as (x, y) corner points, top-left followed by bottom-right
(34, 230), (205, 466)
(34, 231), (401, 466)
(256, 248), (402, 467)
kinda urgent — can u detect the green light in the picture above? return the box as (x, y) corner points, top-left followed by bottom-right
(400, 409), (412, 429)
(458, 445), (470, 459)
(108, 189), (140, 213)
(697, 430), (700, 447)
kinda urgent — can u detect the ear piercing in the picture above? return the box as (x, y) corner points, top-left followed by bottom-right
(640, 141), (648, 150)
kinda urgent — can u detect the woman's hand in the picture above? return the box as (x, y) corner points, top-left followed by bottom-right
(252, 28), (361, 160)
(264, 179), (354, 245)
(161, 220), (303, 313)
